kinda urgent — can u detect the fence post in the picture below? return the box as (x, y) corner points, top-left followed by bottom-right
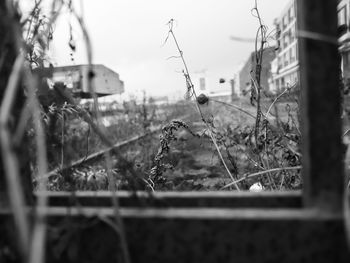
(297, 0), (344, 210)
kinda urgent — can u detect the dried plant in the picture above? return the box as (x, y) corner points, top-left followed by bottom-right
(163, 18), (240, 190)
(149, 120), (199, 189)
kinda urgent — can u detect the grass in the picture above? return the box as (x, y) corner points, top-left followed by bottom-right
(44, 94), (302, 192)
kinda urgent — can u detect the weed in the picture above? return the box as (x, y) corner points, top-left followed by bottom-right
(159, 8), (302, 191)
(148, 120), (200, 189)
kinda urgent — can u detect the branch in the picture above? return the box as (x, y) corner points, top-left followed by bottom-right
(265, 83), (296, 119)
(221, 166), (302, 190)
(211, 99), (256, 120)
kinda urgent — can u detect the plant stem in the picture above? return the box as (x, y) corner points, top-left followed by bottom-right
(265, 83), (296, 119)
(167, 20), (240, 190)
(211, 99), (256, 119)
(0, 53), (29, 260)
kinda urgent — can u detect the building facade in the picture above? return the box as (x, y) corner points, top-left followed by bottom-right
(270, 0), (298, 93)
(338, 0), (350, 81)
(37, 64), (124, 99)
(237, 0), (348, 95)
(236, 46), (276, 96)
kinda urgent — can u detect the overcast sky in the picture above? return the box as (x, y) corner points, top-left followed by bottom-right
(48, 0), (289, 100)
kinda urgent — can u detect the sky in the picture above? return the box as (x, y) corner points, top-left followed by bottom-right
(45, 0), (290, 100)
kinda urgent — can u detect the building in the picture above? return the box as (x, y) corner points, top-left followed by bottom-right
(270, 0), (350, 92)
(192, 70), (210, 96)
(192, 70), (235, 102)
(36, 64), (124, 100)
(338, 0), (350, 81)
(236, 46), (276, 96)
(270, 0), (298, 93)
(208, 78), (236, 102)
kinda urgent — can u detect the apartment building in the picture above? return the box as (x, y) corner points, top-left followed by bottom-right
(270, 0), (298, 93)
(270, 0), (349, 92)
(338, 0), (350, 81)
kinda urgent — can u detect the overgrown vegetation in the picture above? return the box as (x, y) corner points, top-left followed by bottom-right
(146, 3), (303, 191)
(31, 1), (304, 192)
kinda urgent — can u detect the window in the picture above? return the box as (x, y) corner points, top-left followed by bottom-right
(289, 3), (295, 20)
(293, 72), (298, 83)
(282, 15), (288, 30)
(199, 77), (206, 90)
(288, 5), (294, 22)
(338, 6), (347, 26)
(289, 48), (294, 63)
(288, 29), (292, 44)
(275, 22), (282, 52)
(284, 52), (289, 66)
(290, 26), (295, 43)
(290, 45), (296, 63)
(275, 79), (280, 90)
(278, 56), (283, 69)
(296, 42), (299, 60)
(283, 34), (289, 48)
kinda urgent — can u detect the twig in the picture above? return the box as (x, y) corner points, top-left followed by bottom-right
(26, 0), (64, 54)
(0, 54), (24, 122)
(69, 6), (101, 121)
(265, 83), (296, 119)
(13, 101), (33, 145)
(0, 129), (30, 258)
(211, 99), (256, 119)
(250, 72), (268, 119)
(24, 0), (43, 42)
(21, 3), (63, 262)
(2, 3), (58, 261)
(25, 70), (49, 263)
(279, 171), (286, 189)
(10, 1), (64, 144)
(251, 0), (267, 148)
(0, 53), (29, 260)
(7, 3), (72, 263)
(165, 19), (240, 190)
(60, 109), (65, 169)
(221, 165), (302, 190)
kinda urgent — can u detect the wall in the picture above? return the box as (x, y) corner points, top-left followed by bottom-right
(238, 47), (276, 95)
(38, 64), (125, 98)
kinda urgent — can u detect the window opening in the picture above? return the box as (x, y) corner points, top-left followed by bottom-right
(2, 0), (303, 193)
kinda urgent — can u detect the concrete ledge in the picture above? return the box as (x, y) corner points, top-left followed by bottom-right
(35, 190), (302, 208)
